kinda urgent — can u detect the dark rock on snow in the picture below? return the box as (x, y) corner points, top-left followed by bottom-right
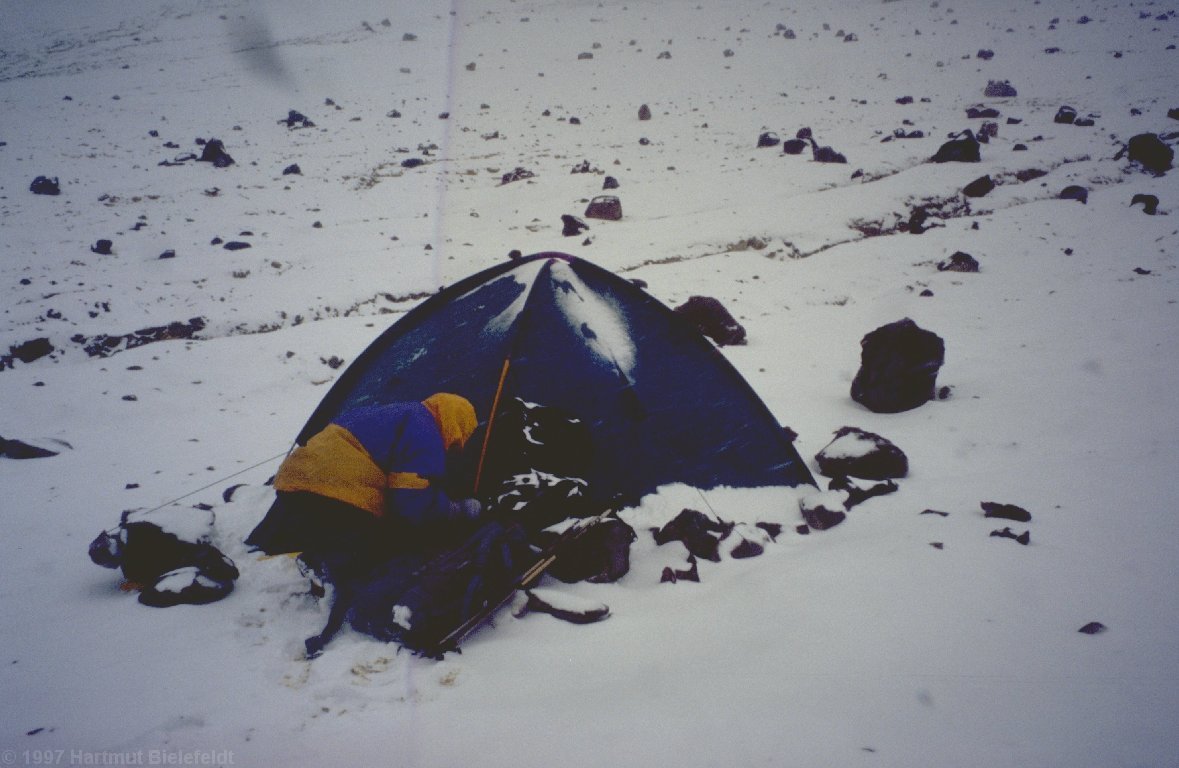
(1119, 133), (1173, 175)
(990, 527), (1030, 545)
(850, 318), (945, 413)
(278, 110), (315, 129)
(828, 475), (899, 509)
(198, 138), (234, 167)
(728, 530), (764, 559)
(728, 539), (763, 559)
(1059, 185), (1089, 204)
(983, 79), (1017, 98)
(963, 175), (995, 197)
(799, 493), (846, 531)
(9, 337), (54, 364)
(584, 195), (622, 221)
(932, 130), (981, 163)
(1078, 621), (1107, 635)
(1054, 105), (1078, 124)
(500, 167), (535, 185)
(221, 484), (247, 503)
(91, 239), (113, 255)
(75, 317), (207, 358)
(653, 508), (733, 562)
(981, 501), (1032, 522)
(757, 131), (781, 148)
(638, 104), (652, 121)
(808, 137), (847, 164)
(602, 175), (619, 190)
(884, 128), (925, 141)
(938, 251), (980, 272)
(30, 176), (61, 195)
(660, 554), (700, 583)
(908, 208), (932, 234)
(673, 295), (747, 346)
(756, 522), (783, 540)
(561, 214), (589, 236)
(282, 163), (302, 175)
(816, 426), (909, 480)
(966, 106), (1000, 119)
(1131, 193), (1159, 214)
(1015, 168), (1048, 182)
(781, 138), (808, 155)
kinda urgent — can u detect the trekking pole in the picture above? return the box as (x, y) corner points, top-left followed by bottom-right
(431, 501), (619, 655)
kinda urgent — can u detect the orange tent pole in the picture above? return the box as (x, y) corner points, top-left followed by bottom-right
(474, 357), (511, 495)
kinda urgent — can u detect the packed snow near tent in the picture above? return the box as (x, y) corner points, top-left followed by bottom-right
(2, 0), (1179, 766)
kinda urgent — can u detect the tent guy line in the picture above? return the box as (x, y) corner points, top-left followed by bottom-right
(140, 448), (293, 516)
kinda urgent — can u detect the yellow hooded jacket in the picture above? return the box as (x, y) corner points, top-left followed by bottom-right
(274, 394), (477, 519)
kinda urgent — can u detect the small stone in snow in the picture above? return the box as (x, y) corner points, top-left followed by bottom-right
(816, 426), (909, 480)
(981, 501), (1032, 522)
(989, 527), (1030, 545)
(800, 491), (847, 531)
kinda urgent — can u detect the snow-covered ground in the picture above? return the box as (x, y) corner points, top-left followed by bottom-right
(2, 0), (1178, 765)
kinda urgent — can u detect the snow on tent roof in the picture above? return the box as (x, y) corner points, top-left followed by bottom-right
(297, 252), (814, 504)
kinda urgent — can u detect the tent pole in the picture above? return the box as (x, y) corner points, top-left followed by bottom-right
(474, 357), (511, 495)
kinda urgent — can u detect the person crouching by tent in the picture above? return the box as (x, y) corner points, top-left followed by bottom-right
(245, 393), (485, 653)
(248, 392), (484, 557)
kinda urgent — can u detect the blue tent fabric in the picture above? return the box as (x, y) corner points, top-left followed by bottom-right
(296, 252), (814, 506)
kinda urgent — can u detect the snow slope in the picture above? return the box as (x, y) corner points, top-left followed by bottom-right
(2, 0), (1178, 765)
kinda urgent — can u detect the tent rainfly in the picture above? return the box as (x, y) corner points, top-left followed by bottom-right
(296, 252), (814, 507)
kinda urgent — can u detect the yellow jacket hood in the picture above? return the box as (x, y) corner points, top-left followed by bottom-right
(421, 393), (477, 452)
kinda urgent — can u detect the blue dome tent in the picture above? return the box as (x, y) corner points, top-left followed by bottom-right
(295, 252), (814, 506)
